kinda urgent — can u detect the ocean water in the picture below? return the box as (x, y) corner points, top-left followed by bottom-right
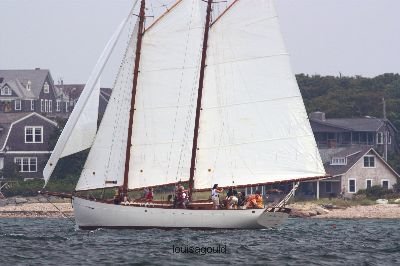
(0, 218), (399, 266)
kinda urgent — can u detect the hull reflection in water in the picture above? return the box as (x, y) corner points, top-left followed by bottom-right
(73, 197), (289, 230)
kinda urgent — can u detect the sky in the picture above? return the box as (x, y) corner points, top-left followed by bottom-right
(0, 0), (399, 87)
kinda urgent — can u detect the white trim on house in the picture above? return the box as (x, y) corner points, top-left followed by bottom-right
(1, 85), (12, 95)
(348, 178), (356, 193)
(376, 132), (383, 144)
(381, 179), (390, 189)
(14, 99), (21, 110)
(363, 155), (376, 168)
(365, 179), (372, 189)
(56, 99), (61, 112)
(0, 151), (52, 154)
(0, 112), (57, 151)
(14, 157), (37, 172)
(24, 126), (43, 144)
(0, 157), (4, 170)
(30, 99), (35, 111)
(335, 148), (400, 179)
(43, 82), (49, 93)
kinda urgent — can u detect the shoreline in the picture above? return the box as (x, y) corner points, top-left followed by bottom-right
(1, 197), (400, 219)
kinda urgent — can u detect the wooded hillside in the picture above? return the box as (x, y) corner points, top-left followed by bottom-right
(297, 73), (400, 130)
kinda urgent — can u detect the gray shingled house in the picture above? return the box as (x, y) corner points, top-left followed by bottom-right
(0, 69), (71, 117)
(310, 111), (398, 155)
(0, 112), (57, 180)
(298, 147), (399, 198)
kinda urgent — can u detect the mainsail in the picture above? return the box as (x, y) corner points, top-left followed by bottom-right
(127, 0), (205, 189)
(193, 0), (325, 189)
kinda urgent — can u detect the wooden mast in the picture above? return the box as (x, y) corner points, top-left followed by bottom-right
(122, 0), (146, 194)
(188, 0), (213, 200)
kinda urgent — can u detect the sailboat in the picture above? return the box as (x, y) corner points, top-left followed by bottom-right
(42, 0), (326, 229)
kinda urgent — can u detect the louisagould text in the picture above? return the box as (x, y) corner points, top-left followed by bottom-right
(172, 245), (227, 255)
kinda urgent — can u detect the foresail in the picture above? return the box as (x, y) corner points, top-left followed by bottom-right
(194, 0), (325, 189)
(127, 0), (205, 189)
(60, 79), (100, 158)
(43, 2), (139, 187)
(76, 22), (139, 191)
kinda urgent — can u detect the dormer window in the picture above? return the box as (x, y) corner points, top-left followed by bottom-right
(43, 82), (49, 93)
(26, 81), (32, 91)
(1, 85), (11, 95)
(331, 157), (347, 165)
(363, 155), (375, 168)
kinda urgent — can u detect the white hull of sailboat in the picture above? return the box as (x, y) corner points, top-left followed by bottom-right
(72, 197), (289, 229)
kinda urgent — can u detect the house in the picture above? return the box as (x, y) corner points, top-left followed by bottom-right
(54, 83), (111, 118)
(0, 112), (58, 180)
(297, 147), (399, 198)
(0, 69), (71, 117)
(310, 111), (398, 155)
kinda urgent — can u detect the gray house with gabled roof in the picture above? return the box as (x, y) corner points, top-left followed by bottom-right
(298, 147), (399, 198)
(310, 111), (398, 155)
(0, 69), (71, 117)
(0, 112), (57, 180)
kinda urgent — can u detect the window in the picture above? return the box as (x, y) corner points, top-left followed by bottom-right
(26, 81), (32, 91)
(14, 99), (21, 110)
(325, 182), (332, 193)
(65, 101), (69, 112)
(1, 85), (11, 95)
(381, 180), (389, 189)
(0, 157), (4, 170)
(14, 157), (37, 172)
(30, 100), (34, 111)
(331, 157), (347, 165)
(49, 100), (52, 112)
(376, 132), (383, 144)
(43, 82), (49, 93)
(363, 155), (375, 168)
(25, 126), (43, 143)
(56, 100), (61, 112)
(348, 179), (356, 193)
(40, 99), (44, 112)
(388, 133), (391, 144)
(366, 179), (372, 189)
(44, 99), (48, 112)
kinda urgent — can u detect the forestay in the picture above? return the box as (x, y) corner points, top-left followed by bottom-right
(128, 0), (205, 189)
(194, 0), (325, 189)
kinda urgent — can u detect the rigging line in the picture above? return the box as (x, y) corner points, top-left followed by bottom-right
(165, 1), (198, 179)
(198, 133), (316, 150)
(210, 0), (238, 27)
(122, 0), (146, 193)
(145, 0), (183, 33)
(201, 95), (302, 110)
(102, 21), (137, 187)
(44, 196), (75, 225)
(188, 0), (213, 200)
(208, 53), (290, 67)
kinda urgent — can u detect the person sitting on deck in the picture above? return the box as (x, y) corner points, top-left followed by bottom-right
(145, 188), (154, 202)
(225, 187), (238, 209)
(245, 190), (264, 209)
(211, 184), (223, 209)
(237, 191), (246, 208)
(175, 184), (188, 208)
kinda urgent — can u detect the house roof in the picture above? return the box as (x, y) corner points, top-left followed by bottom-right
(311, 117), (387, 132)
(323, 147), (400, 178)
(0, 112), (57, 151)
(0, 69), (50, 99)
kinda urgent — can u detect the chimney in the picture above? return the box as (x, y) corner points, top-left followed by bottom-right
(35, 68), (40, 70)
(310, 111), (326, 121)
